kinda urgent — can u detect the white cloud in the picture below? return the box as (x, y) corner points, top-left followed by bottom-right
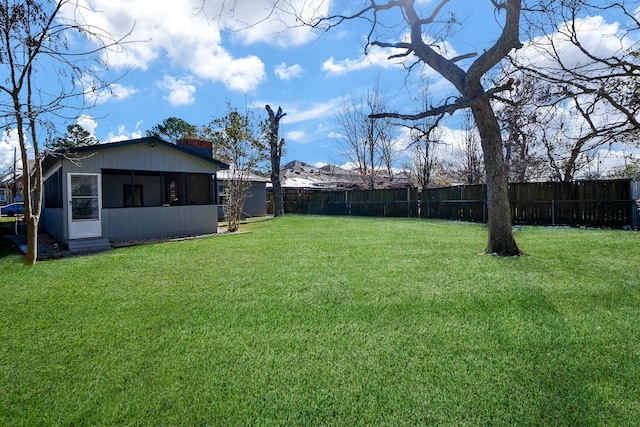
(157, 75), (196, 106)
(516, 16), (634, 75)
(275, 63), (304, 80)
(66, 0), (324, 93)
(285, 130), (306, 143)
(0, 129), (22, 171)
(598, 149), (632, 175)
(580, 147), (640, 177)
(218, 0), (330, 48)
(437, 126), (480, 153)
(107, 135), (130, 143)
(192, 53), (265, 93)
(106, 124), (143, 143)
(395, 127), (412, 152)
(321, 34), (458, 77)
(322, 48), (401, 76)
(77, 115), (98, 135)
(85, 82), (138, 106)
(110, 84), (138, 102)
(282, 98), (343, 124)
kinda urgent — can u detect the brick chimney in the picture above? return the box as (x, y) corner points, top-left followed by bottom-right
(177, 138), (213, 158)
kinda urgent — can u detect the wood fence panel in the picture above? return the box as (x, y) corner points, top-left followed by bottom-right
(276, 180), (638, 228)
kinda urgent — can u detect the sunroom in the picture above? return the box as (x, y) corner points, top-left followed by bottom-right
(41, 137), (228, 248)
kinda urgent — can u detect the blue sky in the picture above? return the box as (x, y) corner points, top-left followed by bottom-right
(71, 0), (489, 167)
(1, 0), (638, 176)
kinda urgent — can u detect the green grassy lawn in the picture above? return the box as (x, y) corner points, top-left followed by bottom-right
(1, 216), (639, 425)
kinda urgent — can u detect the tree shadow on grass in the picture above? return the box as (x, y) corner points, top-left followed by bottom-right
(484, 284), (625, 425)
(0, 237), (21, 258)
(0, 220), (22, 258)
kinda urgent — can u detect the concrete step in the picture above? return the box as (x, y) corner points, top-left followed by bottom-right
(67, 238), (112, 254)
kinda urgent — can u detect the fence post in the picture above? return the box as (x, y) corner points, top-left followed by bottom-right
(483, 200), (486, 223)
(344, 190), (347, 216)
(551, 199), (555, 226)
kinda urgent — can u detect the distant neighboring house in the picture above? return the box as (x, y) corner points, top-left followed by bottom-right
(0, 175), (8, 204)
(277, 160), (411, 190)
(279, 160), (360, 189)
(1, 160), (34, 205)
(217, 169), (269, 219)
(40, 136), (228, 250)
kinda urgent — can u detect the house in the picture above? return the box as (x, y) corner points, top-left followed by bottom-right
(1, 159), (34, 205)
(278, 160), (357, 189)
(277, 160), (412, 190)
(217, 169), (269, 219)
(41, 136), (228, 251)
(172, 138), (269, 219)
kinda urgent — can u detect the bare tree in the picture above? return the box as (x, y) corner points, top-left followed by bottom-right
(538, 103), (602, 181)
(372, 78), (401, 184)
(504, 0), (640, 180)
(405, 85), (446, 188)
(0, 0), (131, 264)
(335, 93), (373, 188)
(265, 104), (286, 217)
(202, 104), (267, 232)
(304, 0), (522, 255)
(408, 119), (443, 189)
(462, 111), (484, 184)
(449, 111), (485, 185)
(495, 78), (548, 182)
(336, 77), (399, 189)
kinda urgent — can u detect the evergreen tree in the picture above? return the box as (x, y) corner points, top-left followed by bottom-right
(47, 124), (98, 150)
(146, 117), (197, 143)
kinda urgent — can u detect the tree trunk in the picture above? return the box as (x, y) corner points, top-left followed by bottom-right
(266, 105), (286, 217)
(20, 159), (42, 265)
(471, 99), (521, 256)
(25, 215), (38, 265)
(271, 142), (284, 217)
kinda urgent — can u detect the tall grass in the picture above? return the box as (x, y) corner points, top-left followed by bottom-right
(1, 216), (639, 425)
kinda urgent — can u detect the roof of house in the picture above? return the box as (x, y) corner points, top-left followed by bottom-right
(279, 160), (360, 188)
(1, 159), (35, 186)
(217, 169), (270, 183)
(43, 136), (229, 170)
(278, 160), (412, 189)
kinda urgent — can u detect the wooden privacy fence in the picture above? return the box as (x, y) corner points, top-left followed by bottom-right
(268, 180), (640, 228)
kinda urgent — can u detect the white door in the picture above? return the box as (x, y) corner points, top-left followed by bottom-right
(68, 173), (102, 239)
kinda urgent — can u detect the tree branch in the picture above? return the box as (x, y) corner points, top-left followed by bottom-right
(467, 0), (523, 84)
(370, 79), (515, 121)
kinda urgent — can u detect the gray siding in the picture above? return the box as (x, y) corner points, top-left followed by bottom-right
(243, 182), (267, 217)
(65, 142), (219, 174)
(218, 181), (267, 219)
(103, 205), (218, 242)
(42, 208), (65, 242)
